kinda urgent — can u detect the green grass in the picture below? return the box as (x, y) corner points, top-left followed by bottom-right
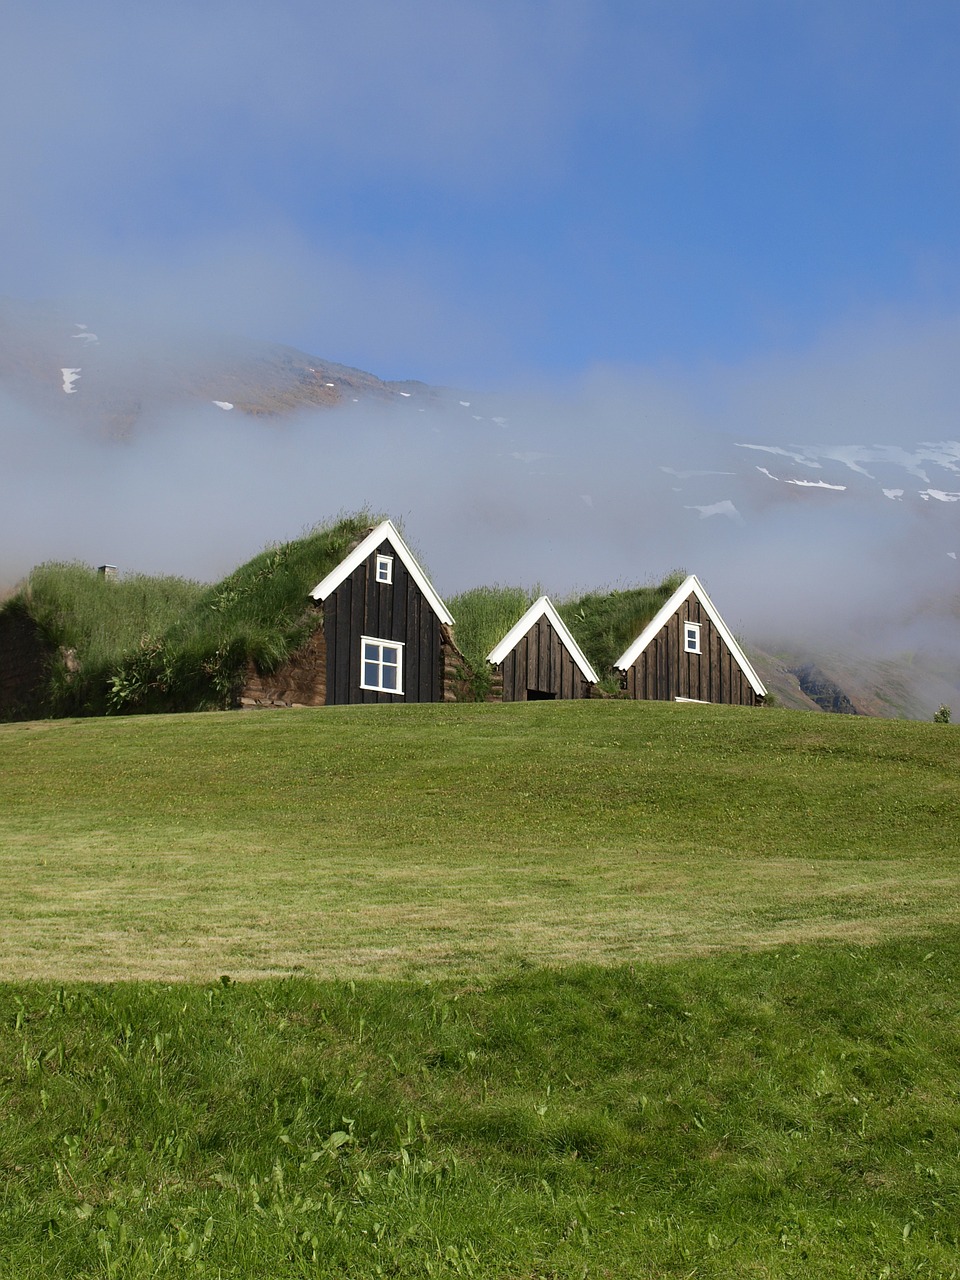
(2, 564), (204, 715)
(1, 700), (958, 981)
(3, 700), (960, 1274)
(3, 942), (960, 1277)
(557, 576), (686, 680)
(447, 585), (537, 698)
(2, 513), (376, 717)
(447, 585), (537, 670)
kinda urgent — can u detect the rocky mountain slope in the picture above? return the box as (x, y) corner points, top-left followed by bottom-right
(0, 296), (439, 437)
(748, 646), (960, 719)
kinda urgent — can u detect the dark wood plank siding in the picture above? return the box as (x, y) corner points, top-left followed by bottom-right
(623, 591), (759, 706)
(497, 617), (591, 701)
(324, 540), (443, 704)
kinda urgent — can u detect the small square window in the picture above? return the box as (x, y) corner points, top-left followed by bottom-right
(684, 622), (701, 654)
(375, 554), (393, 584)
(360, 636), (404, 693)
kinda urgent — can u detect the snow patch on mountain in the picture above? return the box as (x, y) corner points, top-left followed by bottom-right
(737, 443), (822, 469)
(61, 369), (81, 394)
(751, 465), (845, 489)
(738, 441), (960, 483)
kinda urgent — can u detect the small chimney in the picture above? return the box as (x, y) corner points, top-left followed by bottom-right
(97, 565), (118, 580)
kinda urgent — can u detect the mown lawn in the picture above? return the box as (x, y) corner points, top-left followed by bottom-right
(0, 700), (958, 980)
(3, 701), (960, 1275)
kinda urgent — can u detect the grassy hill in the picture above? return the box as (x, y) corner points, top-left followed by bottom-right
(2, 699), (960, 1276)
(5, 941), (960, 1278)
(2, 699), (957, 981)
(0, 513), (374, 718)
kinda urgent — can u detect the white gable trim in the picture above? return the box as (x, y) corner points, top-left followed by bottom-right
(309, 519), (454, 625)
(613, 575), (766, 698)
(487, 595), (599, 684)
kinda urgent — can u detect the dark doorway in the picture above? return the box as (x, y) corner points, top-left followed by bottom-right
(526, 689), (556, 701)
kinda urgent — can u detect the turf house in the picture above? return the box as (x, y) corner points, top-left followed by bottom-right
(486, 595), (599, 701)
(300, 519), (467, 706)
(0, 515), (474, 718)
(613, 573), (766, 706)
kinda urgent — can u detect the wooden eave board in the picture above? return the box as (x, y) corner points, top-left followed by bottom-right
(613, 574), (766, 697)
(487, 595), (599, 683)
(309, 519), (454, 626)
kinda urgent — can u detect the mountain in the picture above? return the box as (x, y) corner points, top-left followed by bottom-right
(747, 645), (960, 719)
(0, 296), (440, 437)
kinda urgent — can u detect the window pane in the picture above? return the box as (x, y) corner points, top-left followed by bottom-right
(361, 639), (401, 691)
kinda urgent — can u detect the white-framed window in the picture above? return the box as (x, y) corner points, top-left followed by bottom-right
(361, 636), (404, 693)
(683, 622), (701, 654)
(375, 554), (393, 584)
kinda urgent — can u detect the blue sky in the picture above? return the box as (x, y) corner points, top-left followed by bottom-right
(4, 1), (959, 385)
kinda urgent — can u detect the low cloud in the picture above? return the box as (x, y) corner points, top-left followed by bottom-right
(3, 307), (960, 684)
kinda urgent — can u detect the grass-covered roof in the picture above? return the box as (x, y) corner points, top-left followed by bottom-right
(448, 574), (685, 693)
(1, 512), (376, 716)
